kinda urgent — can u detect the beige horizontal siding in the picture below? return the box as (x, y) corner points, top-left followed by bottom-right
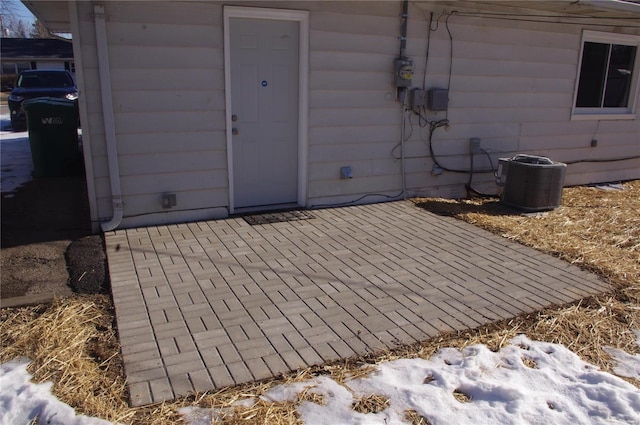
(92, 151), (227, 178)
(77, 0), (639, 227)
(79, 1), (228, 225)
(565, 160), (640, 186)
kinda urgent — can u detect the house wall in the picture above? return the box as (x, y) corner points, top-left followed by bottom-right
(406, 4), (640, 197)
(75, 1), (640, 230)
(74, 1), (229, 229)
(34, 60), (65, 69)
(1, 59), (71, 74)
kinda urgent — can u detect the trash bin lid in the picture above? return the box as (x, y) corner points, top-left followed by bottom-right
(22, 97), (77, 110)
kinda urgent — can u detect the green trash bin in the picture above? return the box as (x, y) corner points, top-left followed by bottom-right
(23, 97), (80, 177)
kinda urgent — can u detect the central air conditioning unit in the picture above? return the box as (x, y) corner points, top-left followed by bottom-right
(497, 154), (567, 212)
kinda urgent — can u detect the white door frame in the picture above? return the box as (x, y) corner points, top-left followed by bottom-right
(223, 6), (309, 214)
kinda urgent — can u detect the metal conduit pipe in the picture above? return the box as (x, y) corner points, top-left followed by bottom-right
(399, 0), (409, 198)
(94, 5), (123, 232)
(399, 0), (409, 56)
(400, 107), (407, 198)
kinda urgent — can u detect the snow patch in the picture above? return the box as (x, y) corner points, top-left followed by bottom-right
(0, 358), (112, 425)
(605, 330), (640, 379)
(2, 334), (640, 425)
(1, 114), (33, 195)
(182, 335), (640, 425)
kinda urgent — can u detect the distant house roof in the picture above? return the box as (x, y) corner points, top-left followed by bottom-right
(1, 38), (73, 60)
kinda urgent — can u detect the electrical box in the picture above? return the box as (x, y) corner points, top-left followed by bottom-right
(394, 56), (414, 88)
(409, 89), (428, 108)
(162, 193), (177, 209)
(469, 137), (481, 154)
(428, 88), (449, 111)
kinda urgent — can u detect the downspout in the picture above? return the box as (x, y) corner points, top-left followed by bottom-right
(94, 4), (123, 232)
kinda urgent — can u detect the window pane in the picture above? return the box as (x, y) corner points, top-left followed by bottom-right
(576, 42), (609, 107)
(2, 64), (16, 74)
(16, 63), (31, 72)
(603, 44), (636, 107)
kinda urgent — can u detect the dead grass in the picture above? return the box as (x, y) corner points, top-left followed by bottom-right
(521, 357), (538, 369)
(1, 180), (639, 424)
(216, 399), (300, 425)
(297, 386), (325, 406)
(0, 295), (134, 424)
(413, 180), (640, 287)
(452, 389), (472, 403)
(411, 180), (640, 372)
(351, 394), (390, 414)
(405, 409), (433, 425)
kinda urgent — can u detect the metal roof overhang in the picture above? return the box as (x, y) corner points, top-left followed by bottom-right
(22, 0), (640, 36)
(415, 0), (640, 18)
(22, 1), (71, 34)
(579, 0), (640, 14)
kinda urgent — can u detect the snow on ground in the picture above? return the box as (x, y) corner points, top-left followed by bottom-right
(0, 114), (33, 196)
(0, 358), (111, 425)
(1, 335), (639, 425)
(604, 330), (640, 379)
(182, 334), (640, 425)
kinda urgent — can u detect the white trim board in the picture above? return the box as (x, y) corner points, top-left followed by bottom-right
(69, 1), (100, 232)
(223, 6), (309, 214)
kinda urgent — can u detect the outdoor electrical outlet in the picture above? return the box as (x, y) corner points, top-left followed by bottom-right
(470, 137), (482, 154)
(432, 164), (443, 176)
(340, 166), (353, 179)
(162, 193), (177, 209)
(591, 139), (598, 147)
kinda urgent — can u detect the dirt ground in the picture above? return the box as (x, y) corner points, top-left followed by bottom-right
(0, 147), (107, 303)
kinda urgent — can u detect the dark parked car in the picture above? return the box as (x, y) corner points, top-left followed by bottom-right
(8, 69), (78, 131)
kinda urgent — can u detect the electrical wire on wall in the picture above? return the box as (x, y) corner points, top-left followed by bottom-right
(314, 0), (410, 209)
(309, 191), (405, 209)
(466, 147), (501, 198)
(406, 6), (639, 198)
(403, 10), (496, 177)
(452, 10), (640, 29)
(444, 11), (456, 123)
(415, 9), (507, 198)
(422, 12), (433, 89)
(565, 155), (640, 164)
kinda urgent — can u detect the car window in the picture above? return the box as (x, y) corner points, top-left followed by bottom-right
(17, 72), (74, 88)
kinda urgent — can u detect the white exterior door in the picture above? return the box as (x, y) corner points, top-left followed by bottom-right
(229, 17), (300, 210)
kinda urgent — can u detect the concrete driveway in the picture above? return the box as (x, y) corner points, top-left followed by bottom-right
(105, 201), (608, 406)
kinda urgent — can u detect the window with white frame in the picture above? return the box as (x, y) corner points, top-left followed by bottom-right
(573, 31), (640, 119)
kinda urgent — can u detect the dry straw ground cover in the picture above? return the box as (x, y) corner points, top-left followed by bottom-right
(1, 180), (639, 424)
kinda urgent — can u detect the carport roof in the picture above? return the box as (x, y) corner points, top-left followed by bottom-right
(22, 1), (70, 34)
(22, 0), (640, 36)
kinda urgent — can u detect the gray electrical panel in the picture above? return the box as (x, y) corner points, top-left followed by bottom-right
(428, 88), (449, 111)
(409, 89), (428, 108)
